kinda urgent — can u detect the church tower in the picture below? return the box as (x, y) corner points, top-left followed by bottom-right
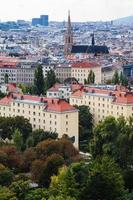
(64, 10), (73, 56)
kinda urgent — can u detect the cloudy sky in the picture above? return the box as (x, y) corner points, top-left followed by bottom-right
(0, 0), (133, 22)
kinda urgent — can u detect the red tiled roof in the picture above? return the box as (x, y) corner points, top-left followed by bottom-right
(71, 86), (133, 104)
(46, 99), (76, 112)
(0, 93), (77, 112)
(72, 61), (100, 68)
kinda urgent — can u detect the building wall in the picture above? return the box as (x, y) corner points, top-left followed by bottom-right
(16, 68), (35, 85)
(71, 67), (102, 84)
(70, 92), (132, 124)
(55, 67), (71, 83)
(0, 68), (17, 83)
(0, 98), (79, 148)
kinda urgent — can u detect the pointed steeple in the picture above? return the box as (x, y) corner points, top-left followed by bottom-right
(64, 10), (73, 56)
(92, 33), (95, 46)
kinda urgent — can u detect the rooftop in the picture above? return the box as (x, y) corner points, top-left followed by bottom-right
(0, 93), (77, 112)
(72, 61), (100, 68)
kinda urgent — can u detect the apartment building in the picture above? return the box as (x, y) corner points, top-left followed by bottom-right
(16, 60), (37, 85)
(70, 85), (133, 124)
(47, 83), (82, 100)
(71, 62), (102, 84)
(0, 57), (18, 83)
(0, 93), (79, 148)
(55, 64), (71, 83)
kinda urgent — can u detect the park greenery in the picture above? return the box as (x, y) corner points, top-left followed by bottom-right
(0, 112), (132, 199)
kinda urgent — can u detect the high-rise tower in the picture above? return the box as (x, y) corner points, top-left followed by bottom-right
(64, 11), (73, 56)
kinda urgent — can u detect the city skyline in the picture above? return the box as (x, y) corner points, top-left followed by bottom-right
(0, 0), (133, 22)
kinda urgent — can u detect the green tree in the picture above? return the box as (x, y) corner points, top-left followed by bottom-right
(83, 156), (126, 200)
(112, 70), (120, 84)
(119, 72), (128, 86)
(75, 105), (93, 152)
(24, 188), (49, 200)
(44, 69), (57, 92)
(48, 196), (76, 200)
(90, 116), (133, 169)
(50, 166), (78, 199)
(0, 116), (32, 143)
(10, 180), (30, 200)
(4, 73), (9, 84)
(27, 129), (58, 147)
(87, 70), (95, 84)
(0, 186), (17, 200)
(34, 64), (45, 95)
(0, 164), (13, 186)
(12, 129), (23, 151)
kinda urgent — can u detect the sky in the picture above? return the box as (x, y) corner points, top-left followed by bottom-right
(0, 0), (133, 22)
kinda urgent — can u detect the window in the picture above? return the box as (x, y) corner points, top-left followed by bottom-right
(33, 112), (35, 115)
(33, 118), (36, 122)
(55, 121), (57, 125)
(18, 103), (20, 107)
(66, 121), (68, 125)
(66, 128), (68, 132)
(66, 114), (68, 118)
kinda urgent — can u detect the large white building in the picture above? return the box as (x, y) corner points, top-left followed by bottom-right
(0, 93), (79, 148)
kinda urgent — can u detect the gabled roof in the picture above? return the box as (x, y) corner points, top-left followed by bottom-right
(71, 45), (109, 54)
(72, 61), (100, 68)
(0, 93), (77, 112)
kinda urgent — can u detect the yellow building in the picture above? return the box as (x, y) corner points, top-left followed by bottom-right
(70, 85), (133, 124)
(71, 61), (102, 84)
(0, 93), (79, 148)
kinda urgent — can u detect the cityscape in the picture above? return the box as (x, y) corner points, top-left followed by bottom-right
(0, 1), (133, 199)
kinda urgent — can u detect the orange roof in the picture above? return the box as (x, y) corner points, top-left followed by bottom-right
(72, 61), (100, 68)
(46, 99), (76, 112)
(0, 93), (77, 112)
(71, 86), (133, 104)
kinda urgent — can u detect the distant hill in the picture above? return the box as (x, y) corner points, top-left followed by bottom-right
(113, 15), (133, 25)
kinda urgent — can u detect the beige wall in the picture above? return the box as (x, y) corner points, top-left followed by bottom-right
(71, 67), (102, 84)
(0, 100), (79, 149)
(70, 93), (133, 124)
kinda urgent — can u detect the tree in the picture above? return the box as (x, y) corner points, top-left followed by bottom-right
(44, 69), (57, 92)
(12, 129), (23, 151)
(90, 116), (118, 158)
(0, 186), (17, 200)
(10, 180), (30, 200)
(0, 145), (22, 170)
(112, 70), (119, 84)
(0, 164), (13, 186)
(90, 116), (133, 169)
(21, 148), (36, 172)
(83, 156), (126, 200)
(85, 70), (95, 84)
(31, 154), (64, 187)
(24, 188), (49, 200)
(0, 116), (32, 142)
(75, 105), (93, 152)
(119, 72), (128, 86)
(34, 64), (45, 95)
(36, 139), (78, 162)
(27, 129), (58, 147)
(48, 196), (76, 200)
(4, 73), (9, 84)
